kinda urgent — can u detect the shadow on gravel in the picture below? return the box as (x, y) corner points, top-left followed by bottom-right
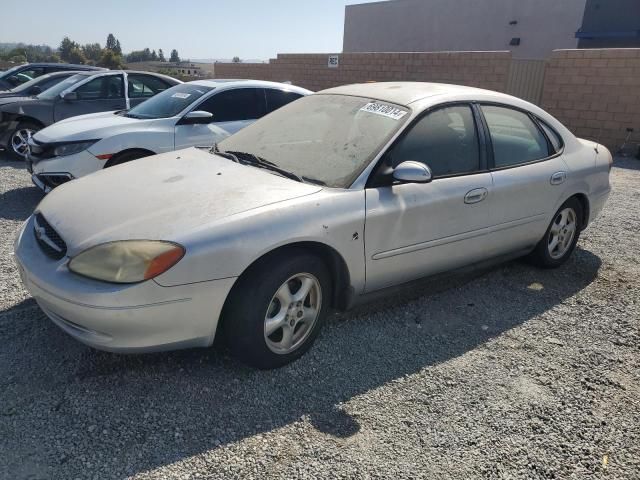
(0, 186), (43, 221)
(1, 248), (602, 478)
(613, 157), (640, 171)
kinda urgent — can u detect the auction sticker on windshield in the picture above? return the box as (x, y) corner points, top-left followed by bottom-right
(360, 102), (408, 120)
(172, 93), (191, 99)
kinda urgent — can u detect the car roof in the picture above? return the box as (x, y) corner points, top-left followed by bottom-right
(19, 63), (105, 70)
(187, 79), (310, 93)
(318, 82), (513, 107)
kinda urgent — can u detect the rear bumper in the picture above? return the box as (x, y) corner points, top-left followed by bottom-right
(588, 188), (611, 226)
(14, 216), (237, 353)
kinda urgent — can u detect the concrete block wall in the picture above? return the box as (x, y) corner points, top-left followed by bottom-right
(541, 49), (640, 150)
(215, 51), (511, 93)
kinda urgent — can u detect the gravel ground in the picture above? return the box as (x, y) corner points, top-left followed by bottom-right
(1, 156), (638, 480)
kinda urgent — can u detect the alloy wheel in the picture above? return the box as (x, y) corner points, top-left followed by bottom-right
(264, 273), (322, 355)
(548, 207), (577, 259)
(11, 128), (35, 158)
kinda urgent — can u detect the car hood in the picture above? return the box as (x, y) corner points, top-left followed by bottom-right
(0, 95), (33, 108)
(36, 147), (323, 254)
(34, 111), (153, 143)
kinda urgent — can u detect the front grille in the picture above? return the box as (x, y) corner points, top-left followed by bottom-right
(33, 213), (67, 260)
(35, 173), (73, 189)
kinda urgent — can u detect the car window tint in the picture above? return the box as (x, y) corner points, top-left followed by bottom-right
(537, 119), (563, 153)
(482, 105), (550, 168)
(8, 68), (45, 86)
(198, 88), (266, 122)
(127, 74), (170, 98)
(389, 105), (480, 178)
(75, 75), (124, 100)
(265, 89), (303, 113)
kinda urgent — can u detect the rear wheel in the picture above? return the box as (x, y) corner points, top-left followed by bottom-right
(222, 250), (331, 369)
(104, 150), (152, 168)
(529, 198), (583, 268)
(8, 121), (40, 160)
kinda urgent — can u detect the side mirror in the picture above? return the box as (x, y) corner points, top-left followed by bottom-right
(29, 85), (42, 95)
(181, 110), (213, 125)
(393, 161), (433, 184)
(61, 91), (77, 101)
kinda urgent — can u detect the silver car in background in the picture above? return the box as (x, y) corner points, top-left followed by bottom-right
(14, 82), (612, 369)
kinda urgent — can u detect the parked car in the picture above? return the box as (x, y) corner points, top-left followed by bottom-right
(0, 63), (104, 91)
(14, 82), (612, 369)
(0, 70), (181, 160)
(27, 80), (310, 191)
(0, 71), (81, 99)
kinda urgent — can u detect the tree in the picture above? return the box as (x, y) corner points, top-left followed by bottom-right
(98, 49), (123, 69)
(151, 49), (158, 61)
(232, 56), (242, 63)
(115, 40), (122, 56)
(82, 43), (102, 63)
(158, 49), (165, 62)
(105, 34), (117, 51)
(170, 49), (180, 63)
(67, 47), (87, 64)
(59, 37), (79, 62)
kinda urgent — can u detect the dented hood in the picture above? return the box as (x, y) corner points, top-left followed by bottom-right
(36, 147), (322, 255)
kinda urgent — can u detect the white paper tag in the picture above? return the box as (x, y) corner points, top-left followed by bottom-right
(172, 92), (191, 99)
(360, 102), (408, 120)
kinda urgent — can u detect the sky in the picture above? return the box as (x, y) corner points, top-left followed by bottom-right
(0, 0), (380, 61)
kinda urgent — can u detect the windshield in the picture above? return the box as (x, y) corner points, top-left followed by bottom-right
(0, 65), (24, 80)
(37, 74), (88, 100)
(11, 74), (51, 94)
(218, 94), (410, 188)
(125, 84), (213, 119)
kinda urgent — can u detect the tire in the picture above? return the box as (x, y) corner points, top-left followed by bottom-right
(222, 250), (332, 369)
(528, 198), (583, 269)
(8, 121), (40, 160)
(104, 150), (152, 168)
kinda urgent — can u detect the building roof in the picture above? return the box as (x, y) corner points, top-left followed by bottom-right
(317, 82), (498, 106)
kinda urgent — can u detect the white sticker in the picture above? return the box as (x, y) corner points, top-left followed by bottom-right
(172, 92), (191, 99)
(360, 102), (408, 120)
(328, 55), (339, 68)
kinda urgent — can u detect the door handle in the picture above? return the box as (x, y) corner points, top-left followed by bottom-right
(550, 171), (567, 185)
(464, 188), (488, 204)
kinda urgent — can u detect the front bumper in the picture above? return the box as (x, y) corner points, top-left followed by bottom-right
(14, 216), (237, 353)
(28, 149), (105, 191)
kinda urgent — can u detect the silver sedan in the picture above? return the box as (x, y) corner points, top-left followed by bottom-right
(14, 82), (612, 369)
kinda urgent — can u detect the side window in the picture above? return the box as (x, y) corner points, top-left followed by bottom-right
(75, 75), (124, 100)
(197, 88), (266, 122)
(482, 105), (550, 168)
(265, 89), (303, 113)
(389, 105), (480, 178)
(127, 74), (171, 98)
(537, 119), (564, 153)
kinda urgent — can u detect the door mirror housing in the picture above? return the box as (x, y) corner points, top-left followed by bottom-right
(28, 85), (42, 95)
(61, 91), (77, 101)
(181, 110), (213, 125)
(393, 161), (433, 184)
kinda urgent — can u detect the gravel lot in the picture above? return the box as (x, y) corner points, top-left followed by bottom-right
(1, 155), (638, 480)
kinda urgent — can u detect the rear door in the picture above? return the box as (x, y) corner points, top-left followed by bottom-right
(174, 87), (266, 149)
(264, 88), (304, 114)
(53, 74), (126, 121)
(480, 104), (569, 256)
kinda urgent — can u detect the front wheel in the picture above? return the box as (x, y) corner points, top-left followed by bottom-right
(222, 251), (332, 369)
(8, 122), (40, 160)
(529, 198), (583, 268)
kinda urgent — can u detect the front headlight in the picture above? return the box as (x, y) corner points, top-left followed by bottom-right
(53, 140), (99, 157)
(68, 240), (185, 284)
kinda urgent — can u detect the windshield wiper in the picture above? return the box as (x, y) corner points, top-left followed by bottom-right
(210, 143), (239, 163)
(223, 150), (304, 183)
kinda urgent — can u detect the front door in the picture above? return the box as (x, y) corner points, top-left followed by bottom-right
(53, 74), (126, 122)
(364, 104), (493, 292)
(174, 88), (266, 149)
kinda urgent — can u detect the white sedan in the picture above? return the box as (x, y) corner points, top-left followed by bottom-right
(26, 80), (310, 191)
(14, 82), (612, 369)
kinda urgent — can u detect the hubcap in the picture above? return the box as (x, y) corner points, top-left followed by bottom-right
(548, 208), (577, 259)
(11, 128), (35, 158)
(264, 273), (322, 355)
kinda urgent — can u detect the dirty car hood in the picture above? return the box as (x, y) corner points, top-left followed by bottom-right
(36, 147), (322, 254)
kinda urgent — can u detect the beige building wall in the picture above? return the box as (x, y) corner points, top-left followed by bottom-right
(343, 0), (586, 60)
